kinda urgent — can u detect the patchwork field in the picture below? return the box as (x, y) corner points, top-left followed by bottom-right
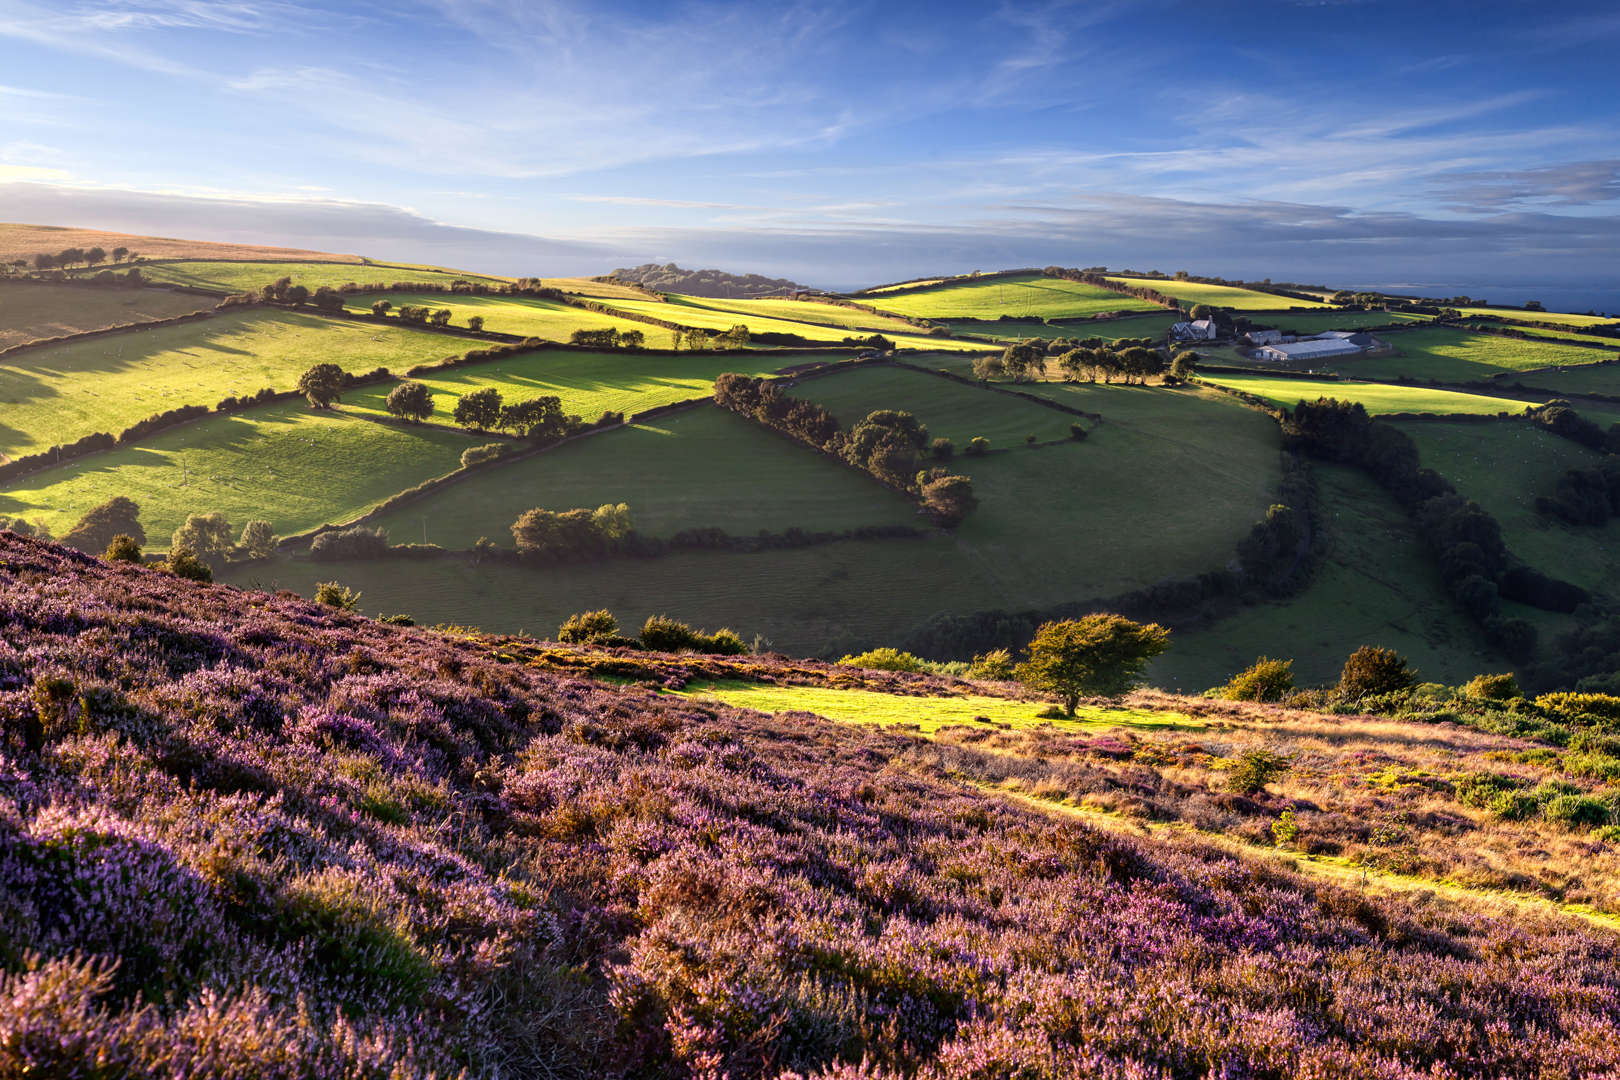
(667, 294), (926, 335)
(1326, 326), (1613, 383)
(0, 398), (480, 543)
(1452, 306), (1619, 328)
(341, 291), (676, 344)
(1155, 465), (1497, 690)
(934, 312), (1180, 342)
(1104, 277), (1333, 311)
(0, 283), (209, 349)
(1507, 362), (1620, 397)
(793, 364), (1078, 445)
(1488, 323), (1620, 349)
(0, 309), (460, 458)
(858, 273), (1162, 320)
(365, 405), (918, 548)
(596, 296), (987, 351)
(536, 277), (659, 300)
(1200, 374), (1537, 416)
(1246, 310), (1428, 334)
(109, 260), (505, 293)
(1392, 419), (1620, 597)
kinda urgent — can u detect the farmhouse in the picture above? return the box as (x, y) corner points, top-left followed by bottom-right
(1171, 318), (1217, 341)
(1245, 329), (1284, 345)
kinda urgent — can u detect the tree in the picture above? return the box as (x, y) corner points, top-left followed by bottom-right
(32, 253), (55, 271)
(1220, 657), (1294, 702)
(971, 354), (1006, 381)
(591, 502), (632, 540)
(557, 609), (619, 644)
(103, 534), (143, 563)
(467, 315), (485, 332)
(171, 512), (234, 566)
(311, 286), (344, 313)
(237, 519), (277, 560)
(371, 299), (392, 318)
(111, 246), (129, 264)
(619, 329), (644, 349)
(1189, 304), (1213, 321)
(1015, 615), (1170, 712)
(298, 363), (346, 408)
(165, 547), (213, 583)
(61, 496), (144, 552)
(385, 381), (435, 423)
(429, 308), (452, 327)
(1000, 341), (1045, 382)
(498, 395), (566, 438)
(1170, 350), (1199, 379)
(85, 246), (106, 267)
(285, 284), (310, 306)
(1338, 646), (1415, 699)
(846, 410), (928, 484)
(314, 581), (361, 611)
(919, 474), (977, 527)
(453, 387), (503, 430)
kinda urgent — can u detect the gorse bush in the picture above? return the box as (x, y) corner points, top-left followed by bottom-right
(969, 648), (1016, 681)
(1227, 749), (1290, 794)
(163, 546), (212, 582)
(1462, 672), (1521, 701)
(556, 608), (621, 645)
(102, 534), (142, 563)
(313, 581), (362, 611)
(1220, 657), (1294, 702)
(836, 647), (928, 673)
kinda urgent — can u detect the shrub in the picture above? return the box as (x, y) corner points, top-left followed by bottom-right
(930, 437), (955, 461)
(965, 436), (990, 456)
(466, 315), (484, 332)
(310, 526), (389, 562)
(1069, 422), (1088, 441)
(1271, 809), (1299, 847)
(1543, 794), (1610, 829)
(1228, 749), (1289, 794)
(460, 442), (510, 468)
(1219, 657), (1295, 702)
(1454, 771), (1523, 809)
(1338, 646), (1416, 700)
(557, 609), (620, 645)
(379, 613), (416, 626)
(836, 647), (927, 673)
(1025, 433), (1038, 446)
(1015, 615), (1170, 711)
(919, 474), (977, 527)
(103, 534), (142, 563)
(1536, 692), (1620, 725)
(1461, 672), (1520, 702)
(165, 547), (212, 583)
(640, 615), (700, 652)
(237, 519), (277, 560)
(969, 648), (1016, 681)
(313, 581), (362, 611)
(698, 628), (747, 656)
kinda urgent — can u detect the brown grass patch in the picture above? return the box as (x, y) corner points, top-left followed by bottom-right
(0, 223), (359, 264)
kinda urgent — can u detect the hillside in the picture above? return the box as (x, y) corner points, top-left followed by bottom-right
(604, 262), (807, 298)
(0, 222), (360, 264)
(5, 531), (1620, 1077)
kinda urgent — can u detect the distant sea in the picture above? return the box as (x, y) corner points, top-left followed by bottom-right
(1350, 281), (1620, 318)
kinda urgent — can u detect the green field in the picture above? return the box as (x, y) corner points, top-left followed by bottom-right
(351, 348), (829, 426)
(0, 310), (460, 459)
(1475, 322), (1620, 350)
(1201, 375), (1537, 416)
(1104, 277), (1333, 311)
(1452, 307), (1619, 329)
(104, 260), (505, 293)
(1392, 419), (1620, 597)
(1155, 465), (1498, 691)
(1247, 311), (1428, 334)
(595, 296), (987, 351)
(0, 284), (210, 350)
(858, 274), (1161, 320)
(665, 294), (926, 335)
(1504, 362), (1620, 397)
(0, 398), (480, 543)
(342, 292), (676, 345)
(679, 681), (1196, 733)
(227, 378), (1282, 653)
(934, 312), (1181, 343)
(365, 405), (917, 548)
(1326, 327), (1614, 383)
(855, 279), (948, 295)
(793, 364), (1078, 445)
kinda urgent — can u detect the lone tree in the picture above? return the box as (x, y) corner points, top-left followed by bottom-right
(1338, 646), (1415, 700)
(1015, 614), (1170, 712)
(919, 474), (977, 527)
(298, 363), (346, 408)
(61, 496), (145, 552)
(385, 381), (435, 423)
(111, 246), (129, 264)
(453, 387), (504, 430)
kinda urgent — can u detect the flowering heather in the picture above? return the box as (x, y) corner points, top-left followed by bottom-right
(2, 533), (1620, 1078)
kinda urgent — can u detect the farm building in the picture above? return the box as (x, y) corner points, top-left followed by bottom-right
(1254, 337), (1366, 363)
(1245, 329), (1284, 345)
(1171, 319), (1217, 341)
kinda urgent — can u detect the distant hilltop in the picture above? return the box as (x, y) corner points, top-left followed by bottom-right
(601, 261), (808, 298)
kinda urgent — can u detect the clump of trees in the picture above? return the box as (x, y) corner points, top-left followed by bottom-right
(1055, 345), (1166, 384)
(569, 327), (646, 349)
(673, 325), (749, 351)
(61, 496), (145, 553)
(1014, 615), (1170, 712)
(449, 388), (584, 441)
(311, 526), (389, 561)
(103, 534), (143, 563)
(511, 503), (632, 561)
(638, 615), (747, 655)
(298, 363), (347, 409)
(385, 382), (435, 423)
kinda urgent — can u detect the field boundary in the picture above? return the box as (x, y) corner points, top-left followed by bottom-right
(0, 305), (223, 362)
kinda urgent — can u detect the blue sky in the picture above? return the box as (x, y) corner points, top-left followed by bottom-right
(1, 0), (1616, 300)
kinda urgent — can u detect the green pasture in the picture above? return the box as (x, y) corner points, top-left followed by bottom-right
(341, 292), (675, 345)
(1155, 465), (1498, 691)
(855, 279), (948, 295)
(933, 312), (1181, 343)
(0, 284), (209, 350)
(535, 277), (655, 300)
(1392, 419), (1620, 597)
(0, 398), (480, 544)
(109, 260), (505, 293)
(1104, 277), (1332, 311)
(364, 405), (918, 548)
(1325, 327), (1613, 383)
(1246, 311), (1428, 334)
(596, 296), (986, 351)
(666, 294), (926, 335)
(0, 309), (460, 459)
(1506, 363), (1620, 397)
(355, 347), (824, 426)
(1200, 374), (1536, 416)
(858, 273), (1160, 320)
(228, 378), (1282, 654)
(1478, 323), (1620, 350)
(792, 364), (1077, 445)
(677, 681), (1198, 733)
(1452, 307), (1618, 329)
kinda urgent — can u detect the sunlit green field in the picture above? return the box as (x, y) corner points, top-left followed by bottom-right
(104, 260), (505, 293)
(0, 284), (209, 350)
(1452, 306), (1618, 328)
(341, 291), (676, 345)
(1474, 322), (1620, 350)
(933, 312), (1181, 342)
(0, 399), (480, 543)
(664, 294), (926, 335)
(858, 273), (1161, 320)
(792, 364), (1077, 444)
(1200, 374), (1536, 416)
(1104, 277), (1333, 311)
(0, 310), (460, 458)
(595, 296), (987, 351)
(1325, 326), (1614, 383)
(1507, 362), (1620, 397)
(364, 405), (918, 548)
(854, 278), (948, 295)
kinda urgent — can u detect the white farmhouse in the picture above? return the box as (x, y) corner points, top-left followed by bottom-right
(1171, 319), (1217, 341)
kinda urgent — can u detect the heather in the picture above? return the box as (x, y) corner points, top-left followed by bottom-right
(4, 534), (1620, 1077)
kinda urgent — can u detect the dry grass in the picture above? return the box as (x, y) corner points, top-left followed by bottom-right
(0, 223), (359, 264)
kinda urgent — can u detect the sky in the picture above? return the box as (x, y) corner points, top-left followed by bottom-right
(0, 0), (1617, 305)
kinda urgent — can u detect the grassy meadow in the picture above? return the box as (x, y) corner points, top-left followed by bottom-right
(858, 273), (1161, 320)
(0, 309), (460, 459)
(0, 284), (210, 350)
(854, 278), (949, 294)
(115, 260), (505, 293)
(365, 405), (918, 548)
(1487, 323), (1620, 349)
(595, 295), (987, 351)
(1104, 277), (1333, 311)
(1326, 326), (1613, 383)
(793, 364), (1079, 445)
(1200, 374), (1537, 416)
(342, 291), (676, 344)
(1506, 362), (1620, 397)
(1451, 306), (1619, 328)
(1246, 310), (1428, 334)
(666, 294), (926, 335)
(0, 399), (480, 543)
(934, 312), (1180, 342)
